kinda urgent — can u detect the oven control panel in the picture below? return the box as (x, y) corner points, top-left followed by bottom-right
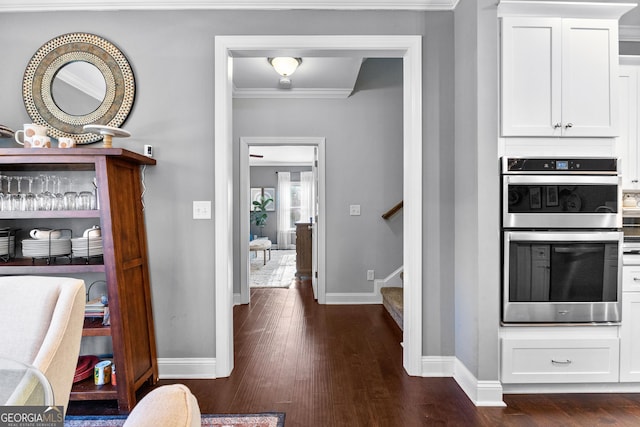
(504, 158), (618, 173)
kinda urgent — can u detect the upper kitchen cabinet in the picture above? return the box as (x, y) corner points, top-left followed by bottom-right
(498, 1), (635, 138)
(619, 59), (640, 189)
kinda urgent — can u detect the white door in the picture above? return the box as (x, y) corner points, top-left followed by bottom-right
(618, 65), (639, 189)
(561, 19), (618, 137)
(311, 147), (319, 299)
(501, 17), (561, 136)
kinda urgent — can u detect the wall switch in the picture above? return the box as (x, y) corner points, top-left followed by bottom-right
(350, 204), (361, 216)
(193, 201), (212, 219)
(367, 270), (374, 281)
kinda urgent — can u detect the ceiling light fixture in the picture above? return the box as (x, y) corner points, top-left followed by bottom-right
(268, 57), (302, 77)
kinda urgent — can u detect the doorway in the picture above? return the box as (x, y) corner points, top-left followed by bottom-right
(215, 35), (423, 377)
(239, 137), (326, 304)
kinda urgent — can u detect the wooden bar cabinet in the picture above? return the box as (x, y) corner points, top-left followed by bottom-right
(0, 148), (157, 412)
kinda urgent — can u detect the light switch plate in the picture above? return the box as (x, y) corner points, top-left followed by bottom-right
(193, 201), (212, 219)
(349, 204), (361, 216)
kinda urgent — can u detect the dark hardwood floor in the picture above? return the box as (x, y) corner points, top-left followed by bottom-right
(68, 278), (640, 426)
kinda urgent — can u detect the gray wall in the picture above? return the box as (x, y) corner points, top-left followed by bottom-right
(454, 0), (501, 380)
(0, 10), (456, 366)
(235, 58), (404, 295)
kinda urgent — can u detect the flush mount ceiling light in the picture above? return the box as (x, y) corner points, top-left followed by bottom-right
(268, 57), (302, 77)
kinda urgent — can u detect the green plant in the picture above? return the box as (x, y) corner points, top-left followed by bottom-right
(252, 195), (273, 228)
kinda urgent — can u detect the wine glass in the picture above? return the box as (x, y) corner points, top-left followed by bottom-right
(24, 176), (37, 211)
(53, 176), (65, 210)
(0, 175), (5, 212)
(36, 175), (52, 211)
(7, 176), (21, 212)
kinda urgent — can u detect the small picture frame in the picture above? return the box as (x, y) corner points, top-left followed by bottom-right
(546, 186), (558, 207)
(530, 187), (541, 209)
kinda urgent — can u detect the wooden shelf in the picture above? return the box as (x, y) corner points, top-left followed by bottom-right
(0, 257), (105, 274)
(0, 210), (101, 219)
(0, 149), (157, 412)
(82, 317), (111, 337)
(70, 376), (118, 401)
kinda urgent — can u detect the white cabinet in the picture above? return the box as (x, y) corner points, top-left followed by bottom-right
(618, 62), (640, 189)
(621, 263), (640, 382)
(501, 17), (619, 137)
(500, 326), (620, 384)
(620, 293), (640, 382)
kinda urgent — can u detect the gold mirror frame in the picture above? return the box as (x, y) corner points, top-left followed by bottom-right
(22, 33), (135, 145)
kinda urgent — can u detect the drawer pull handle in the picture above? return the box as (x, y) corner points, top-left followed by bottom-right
(634, 277), (640, 282)
(551, 359), (572, 365)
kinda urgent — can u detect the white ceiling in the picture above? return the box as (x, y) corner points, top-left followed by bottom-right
(249, 145), (315, 166)
(233, 56), (364, 98)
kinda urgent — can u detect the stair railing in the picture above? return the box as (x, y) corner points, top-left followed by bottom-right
(381, 201), (403, 220)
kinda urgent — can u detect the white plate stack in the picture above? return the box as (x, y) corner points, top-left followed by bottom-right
(22, 238), (71, 258)
(0, 235), (15, 256)
(71, 236), (104, 258)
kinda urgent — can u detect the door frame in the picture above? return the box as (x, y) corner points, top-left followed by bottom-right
(214, 35), (422, 377)
(239, 136), (326, 305)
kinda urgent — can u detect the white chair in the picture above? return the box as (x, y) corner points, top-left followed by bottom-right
(0, 276), (85, 414)
(123, 384), (201, 427)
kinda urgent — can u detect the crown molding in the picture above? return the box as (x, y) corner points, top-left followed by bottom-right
(233, 87), (353, 98)
(497, 1), (637, 20)
(621, 25), (640, 42)
(0, 0), (459, 13)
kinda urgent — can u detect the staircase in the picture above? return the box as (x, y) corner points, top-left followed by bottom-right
(379, 202), (404, 330)
(379, 270), (403, 330)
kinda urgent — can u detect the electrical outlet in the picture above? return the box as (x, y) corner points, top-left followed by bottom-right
(367, 270), (374, 281)
(193, 201), (211, 219)
(350, 204), (361, 216)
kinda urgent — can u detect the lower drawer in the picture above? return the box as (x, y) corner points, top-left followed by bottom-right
(501, 337), (619, 384)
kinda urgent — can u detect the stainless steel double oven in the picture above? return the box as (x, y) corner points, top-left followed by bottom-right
(501, 157), (622, 324)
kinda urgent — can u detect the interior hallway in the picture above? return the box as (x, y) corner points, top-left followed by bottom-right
(69, 278), (640, 426)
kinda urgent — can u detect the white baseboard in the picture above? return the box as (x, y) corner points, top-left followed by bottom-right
(452, 359), (505, 407)
(422, 356), (456, 376)
(233, 292), (242, 305)
(421, 356), (505, 407)
(157, 358), (217, 379)
(503, 383), (640, 394)
(325, 292), (382, 304)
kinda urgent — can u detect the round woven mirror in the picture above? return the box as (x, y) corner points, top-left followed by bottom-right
(22, 33), (135, 145)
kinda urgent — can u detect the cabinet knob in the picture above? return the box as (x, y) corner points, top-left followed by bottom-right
(553, 123), (562, 129)
(565, 123), (573, 129)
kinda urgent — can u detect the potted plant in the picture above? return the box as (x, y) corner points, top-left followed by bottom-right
(252, 194), (273, 236)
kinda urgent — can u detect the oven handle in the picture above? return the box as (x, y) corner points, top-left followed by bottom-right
(504, 175), (619, 185)
(505, 231), (623, 243)
(554, 247), (602, 254)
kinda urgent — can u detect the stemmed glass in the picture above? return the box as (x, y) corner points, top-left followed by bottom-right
(24, 176), (37, 211)
(7, 176), (21, 212)
(37, 175), (52, 211)
(0, 175), (5, 212)
(1, 176), (11, 212)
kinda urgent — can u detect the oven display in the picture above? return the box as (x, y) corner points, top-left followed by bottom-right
(556, 160), (568, 170)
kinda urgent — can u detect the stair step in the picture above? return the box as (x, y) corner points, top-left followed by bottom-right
(380, 287), (403, 331)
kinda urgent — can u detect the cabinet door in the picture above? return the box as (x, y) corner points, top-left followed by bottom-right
(620, 293), (640, 382)
(561, 19), (619, 137)
(618, 66), (639, 189)
(501, 17), (562, 136)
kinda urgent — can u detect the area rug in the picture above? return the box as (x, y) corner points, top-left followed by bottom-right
(65, 412), (285, 427)
(250, 249), (296, 288)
